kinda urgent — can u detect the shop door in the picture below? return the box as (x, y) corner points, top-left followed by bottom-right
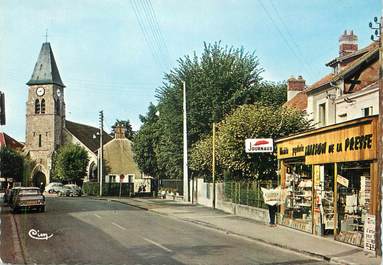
(313, 164), (335, 237)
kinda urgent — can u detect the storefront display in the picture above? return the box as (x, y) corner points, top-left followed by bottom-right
(335, 161), (371, 247)
(281, 163), (312, 233)
(276, 116), (378, 249)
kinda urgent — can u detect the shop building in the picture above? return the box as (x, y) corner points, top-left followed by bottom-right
(276, 115), (378, 249)
(278, 29), (380, 250)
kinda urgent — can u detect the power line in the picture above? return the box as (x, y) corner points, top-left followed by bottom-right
(257, 0), (315, 80)
(131, 0), (168, 72)
(144, 0), (171, 66)
(268, 0), (315, 77)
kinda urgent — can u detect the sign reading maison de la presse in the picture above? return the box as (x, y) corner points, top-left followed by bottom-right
(276, 118), (377, 164)
(245, 138), (273, 153)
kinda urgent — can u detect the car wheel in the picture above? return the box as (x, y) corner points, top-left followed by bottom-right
(12, 207), (19, 214)
(48, 189), (54, 194)
(40, 206), (45, 212)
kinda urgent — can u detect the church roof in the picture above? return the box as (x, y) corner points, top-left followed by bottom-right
(27, 42), (65, 87)
(0, 132), (24, 150)
(65, 120), (113, 153)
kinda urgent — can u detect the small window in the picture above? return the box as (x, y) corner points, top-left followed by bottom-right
(41, 99), (46, 114)
(110, 175), (116, 183)
(363, 107), (373, 117)
(38, 134), (42, 147)
(35, 99), (40, 114)
(319, 103), (326, 126)
(55, 99), (60, 114)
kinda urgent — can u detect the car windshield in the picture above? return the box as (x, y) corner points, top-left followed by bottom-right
(19, 190), (40, 196)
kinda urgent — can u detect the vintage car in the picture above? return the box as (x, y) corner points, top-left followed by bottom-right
(44, 182), (64, 193)
(11, 187), (45, 213)
(64, 184), (82, 196)
(5, 187), (22, 205)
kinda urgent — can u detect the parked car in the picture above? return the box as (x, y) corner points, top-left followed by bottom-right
(10, 187), (45, 213)
(44, 182), (63, 193)
(58, 184), (82, 197)
(6, 187), (22, 205)
(3, 188), (13, 203)
(64, 184), (82, 196)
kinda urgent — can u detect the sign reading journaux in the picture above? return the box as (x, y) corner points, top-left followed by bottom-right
(245, 138), (273, 153)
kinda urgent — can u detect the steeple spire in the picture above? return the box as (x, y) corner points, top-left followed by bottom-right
(27, 42), (65, 87)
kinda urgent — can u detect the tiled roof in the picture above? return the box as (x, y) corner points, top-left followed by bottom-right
(65, 120), (113, 153)
(284, 91), (307, 111)
(103, 139), (141, 175)
(306, 44), (378, 94)
(27, 42), (65, 87)
(332, 47), (379, 82)
(326, 42), (378, 67)
(306, 73), (335, 93)
(0, 132), (24, 150)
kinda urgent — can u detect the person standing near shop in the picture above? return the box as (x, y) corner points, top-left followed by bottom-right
(262, 186), (284, 227)
(268, 203), (278, 227)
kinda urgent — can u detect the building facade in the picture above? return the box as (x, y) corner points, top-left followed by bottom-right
(24, 42), (141, 188)
(280, 30), (380, 251)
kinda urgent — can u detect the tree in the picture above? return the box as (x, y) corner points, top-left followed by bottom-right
(0, 147), (24, 184)
(53, 144), (89, 183)
(141, 42), (268, 179)
(190, 105), (312, 181)
(133, 104), (162, 179)
(111, 119), (134, 140)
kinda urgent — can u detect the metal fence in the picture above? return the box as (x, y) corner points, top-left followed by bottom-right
(224, 180), (275, 209)
(159, 179), (183, 195)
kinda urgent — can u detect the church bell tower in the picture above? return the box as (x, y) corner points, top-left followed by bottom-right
(25, 42), (66, 185)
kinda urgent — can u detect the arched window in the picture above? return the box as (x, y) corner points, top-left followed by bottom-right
(55, 99), (60, 114)
(41, 99), (46, 114)
(35, 99), (40, 114)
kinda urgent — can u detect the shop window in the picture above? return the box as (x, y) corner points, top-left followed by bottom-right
(283, 162), (313, 233)
(335, 161), (371, 247)
(319, 103), (326, 126)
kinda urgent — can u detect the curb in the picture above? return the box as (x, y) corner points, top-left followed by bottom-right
(88, 197), (368, 265)
(8, 208), (27, 265)
(88, 196), (150, 211)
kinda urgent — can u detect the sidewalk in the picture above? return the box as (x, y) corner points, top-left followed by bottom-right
(95, 196), (381, 265)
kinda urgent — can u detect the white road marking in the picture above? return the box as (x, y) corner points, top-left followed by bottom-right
(142, 237), (172, 253)
(111, 222), (127, 231)
(94, 214), (102, 219)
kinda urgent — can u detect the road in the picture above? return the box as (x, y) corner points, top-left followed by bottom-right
(1, 197), (329, 265)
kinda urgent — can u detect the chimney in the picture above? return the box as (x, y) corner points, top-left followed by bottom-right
(115, 124), (126, 139)
(339, 30), (358, 57)
(287, 75), (306, 101)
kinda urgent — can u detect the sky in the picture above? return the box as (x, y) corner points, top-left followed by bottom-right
(0, 0), (380, 142)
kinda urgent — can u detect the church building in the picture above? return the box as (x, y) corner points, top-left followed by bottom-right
(24, 42), (141, 188)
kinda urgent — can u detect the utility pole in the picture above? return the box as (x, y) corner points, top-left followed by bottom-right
(370, 14), (382, 256)
(183, 81), (189, 202)
(0, 91), (5, 126)
(99, 110), (104, 197)
(212, 122), (216, 209)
